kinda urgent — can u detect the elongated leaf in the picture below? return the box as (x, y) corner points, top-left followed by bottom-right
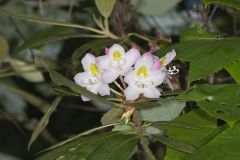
(140, 99), (185, 122)
(51, 86), (80, 97)
(5, 11), (103, 34)
(162, 37), (240, 82)
(10, 59), (44, 83)
(49, 69), (114, 106)
(185, 123), (240, 160)
(18, 27), (76, 51)
(101, 107), (124, 125)
(180, 23), (219, 42)
(202, 0), (240, 10)
(28, 97), (62, 149)
(0, 83), (49, 113)
(226, 60), (240, 83)
(154, 136), (196, 153)
(95, 0), (116, 18)
(0, 36), (8, 63)
(131, 0), (181, 16)
(177, 84), (240, 126)
(36, 132), (138, 160)
(164, 109), (224, 160)
(72, 39), (113, 65)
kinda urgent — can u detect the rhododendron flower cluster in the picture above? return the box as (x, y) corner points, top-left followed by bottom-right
(74, 44), (178, 101)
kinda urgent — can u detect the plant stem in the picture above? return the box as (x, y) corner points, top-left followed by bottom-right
(107, 98), (124, 102)
(140, 137), (157, 160)
(114, 81), (124, 92)
(119, 76), (127, 89)
(127, 33), (151, 42)
(110, 87), (124, 97)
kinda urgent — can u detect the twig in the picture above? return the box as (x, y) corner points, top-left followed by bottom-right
(140, 137), (157, 160)
(114, 81), (124, 92)
(119, 75), (127, 89)
(110, 87), (124, 97)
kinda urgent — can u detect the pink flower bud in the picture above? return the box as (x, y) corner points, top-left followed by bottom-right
(131, 43), (138, 49)
(153, 60), (161, 69)
(104, 48), (109, 55)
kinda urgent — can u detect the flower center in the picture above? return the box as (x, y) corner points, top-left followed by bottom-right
(113, 50), (122, 60)
(89, 63), (100, 76)
(136, 65), (148, 77)
(134, 77), (154, 89)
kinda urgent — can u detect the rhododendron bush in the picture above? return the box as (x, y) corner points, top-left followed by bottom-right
(1, 0), (240, 160)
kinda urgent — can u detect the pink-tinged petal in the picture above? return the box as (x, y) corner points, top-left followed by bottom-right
(143, 87), (161, 99)
(81, 53), (96, 71)
(153, 60), (161, 70)
(124, 86), (140, 101)
(160, 49), (176, 66)
(98, 83), (110, 96)
(131, 43), (138, 49)
(81, 95), (90, 101)
(151, 70), (166, 86)
(104, 48), (109, 55)
(96, 55), (110, 70)
(102, 68), (119, 83)
(135, 54), (154, 69)
(108, 44), (125, 58)
(142, 50), (153, 56)
(125, 48), (140, 66)
(73, 72), (89, 87)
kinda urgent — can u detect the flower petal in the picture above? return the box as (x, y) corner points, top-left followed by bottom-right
(98, 83), (110, 96)
(143, 87), (161, 99)
(135, 54), (154, 69)
(108, 44), (125, 60)
(81, 53), (96, 71)
(96, 55), (110, 70)
(73, 72), (89, 87)
(151, 70), (166, 86)
(121, 48), (140, 74)
(81, 95), (90, 101)
(124, 86), (140, 101)
(102, 68), (119, 83)
(124, 70), (135, 85)
(160, 49), (176, 66)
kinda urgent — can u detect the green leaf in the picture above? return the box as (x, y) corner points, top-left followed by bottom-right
(0, 83), (49, 113)
(95, 0), (116, 18)
(162, 37), (240, 82)
(36, 132), (138, 160)
(154, 136), (197, 153)
(180, 23), (220, 42)
(186, 123), (240, 160)
(28, 97), (62, 149)
(140, 99), (185, 122)
(18, 27), (79, 51)
(49, 69), (114, 106)
(5, 11), (104, 34)
(131, 0), (181, 16)
(164, 109), (224, 160)
(0, 36), (8, 63)
(101, 107), (124, 125)
(10, 59), (45, 83)
(71, 39), (113, 65)
(177, 84), (240, 126)
(226, 60), (240, 83)
(51, 86), (80, 97)
(202, 0), (240, 10)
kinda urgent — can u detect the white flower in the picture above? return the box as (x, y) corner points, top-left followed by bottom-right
(96, 44), (140, 83)
(153, 49), (178, 90)
(74, 53), (110, 101)
(124, 54), (166, 101)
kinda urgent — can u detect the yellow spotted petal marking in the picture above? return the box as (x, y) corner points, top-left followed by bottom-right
(137, 65), (148, 77)
(89, 63), (100, 76)
(113, 50), (122, 60)
(161, 57), (167, 65)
